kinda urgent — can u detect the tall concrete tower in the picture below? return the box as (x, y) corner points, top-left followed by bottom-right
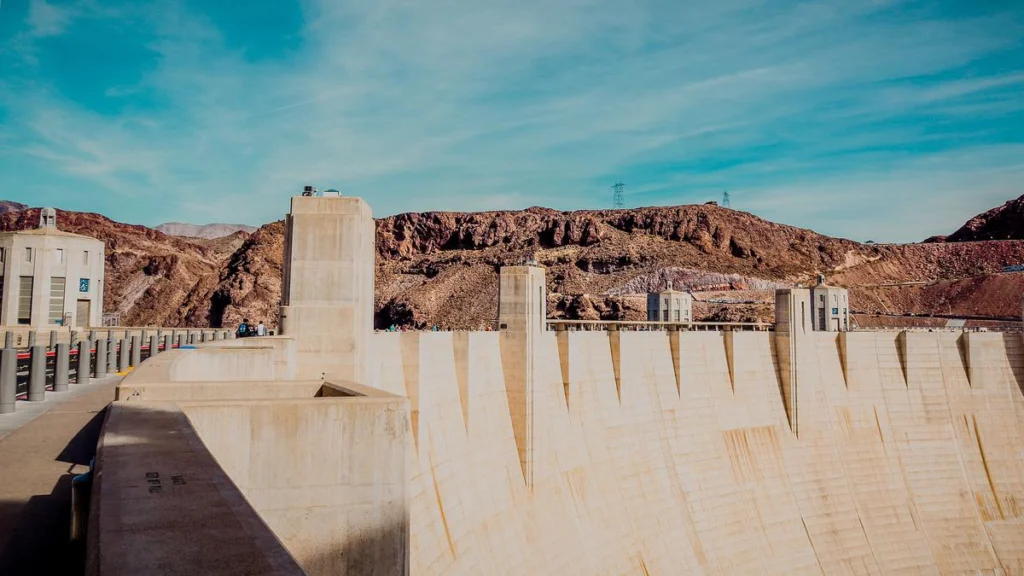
(279, 195), (375, 382)
(498, 264), (547, 487)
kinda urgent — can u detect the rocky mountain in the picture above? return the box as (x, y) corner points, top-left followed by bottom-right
(0, 201), (27, 214)
(155, 222), (257, 239)
(6, 199), (1024, 329)
(934, 193), (1024, 242)
(0, 208), (245, 327)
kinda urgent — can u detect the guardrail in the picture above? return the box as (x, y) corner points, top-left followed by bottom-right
(546, 320), (774, 332)
(0, 329), (236, 415)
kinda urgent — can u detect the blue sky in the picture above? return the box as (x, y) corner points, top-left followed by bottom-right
(1, 0), (1022, 242)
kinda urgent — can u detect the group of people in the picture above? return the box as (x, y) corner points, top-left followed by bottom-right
(380, 324), (495, 332)
(236, 318), (266, 338)
(383, 324), (442, 332)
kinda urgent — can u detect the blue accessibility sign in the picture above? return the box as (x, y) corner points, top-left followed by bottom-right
(79, 278), (90, 292)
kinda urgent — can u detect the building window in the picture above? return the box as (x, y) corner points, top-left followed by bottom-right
(24, 248), (32, 262)
(674, 309), (680, 322)
(18, 276), (33, 324)
(56, 248), (64, 263)
(49, 277), (66, 324)
(83, 251), (89, 265)
(662, 310), (669, 322)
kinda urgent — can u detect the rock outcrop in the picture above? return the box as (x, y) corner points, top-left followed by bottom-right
(941, 193), (1024, 242)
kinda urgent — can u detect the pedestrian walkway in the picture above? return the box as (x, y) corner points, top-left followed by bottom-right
(0, 375), (120, 575)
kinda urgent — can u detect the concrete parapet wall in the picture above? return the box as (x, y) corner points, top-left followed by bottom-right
(181, 389), (409, 576)
(86, 403), (305, 576)
(122, 338), (296, 387)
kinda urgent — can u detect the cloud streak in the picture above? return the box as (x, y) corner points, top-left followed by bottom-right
(0, 0), (1022, 241)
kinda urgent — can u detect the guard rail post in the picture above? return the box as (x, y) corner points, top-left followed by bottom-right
(94, 338), (107, 378)
(149, 334), (159, 358)
(118, 338), (130, 373)
(0, 348), (15, 414)
(54, 343), (70, 392)
(28, 345), (46, 401)
(131, 336), (141, 367)
(106, 337), (117, 375)
(77, 340), (91, 385)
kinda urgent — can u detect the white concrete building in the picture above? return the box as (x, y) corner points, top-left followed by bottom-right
(809, 274), (849, 332)
(0, 208), (105, 329)
(647, 285), (693, 323)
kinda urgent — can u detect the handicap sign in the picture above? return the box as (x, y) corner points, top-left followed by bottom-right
(832, 307), (839, 314)
(79, 278), (90, 292)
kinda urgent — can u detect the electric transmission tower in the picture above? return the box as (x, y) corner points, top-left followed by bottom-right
(722, 190), (731, 208)
(612, 182), (625, 209)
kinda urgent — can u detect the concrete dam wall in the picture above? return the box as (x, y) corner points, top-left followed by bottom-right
(92, 195), (1024, 575)
(360, 329), (1021, 574)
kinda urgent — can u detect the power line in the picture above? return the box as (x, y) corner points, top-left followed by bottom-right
(612, 182), (625, 209)
(722, 190), (731, 208)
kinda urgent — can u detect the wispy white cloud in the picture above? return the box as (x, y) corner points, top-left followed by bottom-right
(0, 0), (1021, 241)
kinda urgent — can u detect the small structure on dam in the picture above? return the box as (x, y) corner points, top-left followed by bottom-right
(0, 207), (105, 329)
(91, 192), (1024, 575)
(646, 282), (693, 323)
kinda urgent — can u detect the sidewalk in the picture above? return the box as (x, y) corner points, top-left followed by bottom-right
(0, 376), (120, 575)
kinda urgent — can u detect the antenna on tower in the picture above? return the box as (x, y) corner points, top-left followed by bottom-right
(612, 182), (625, 209)
(722, 190), (731, 208)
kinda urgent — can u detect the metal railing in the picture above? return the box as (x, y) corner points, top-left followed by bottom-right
(546, 320), (773, 332)
(0, 329), (236, 416)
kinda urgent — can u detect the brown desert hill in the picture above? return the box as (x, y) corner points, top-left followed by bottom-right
(9, 200), (1024, 330)
(0, 208), (244, 327)
(0, 201), (27, 214)
(193, 203), (1024, 329)
(935, 192), (1024, 242)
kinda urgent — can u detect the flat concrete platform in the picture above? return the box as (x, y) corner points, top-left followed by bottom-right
(0, 376), (120, 575)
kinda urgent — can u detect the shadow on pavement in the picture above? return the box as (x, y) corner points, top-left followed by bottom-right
(0, 406), (107, 575)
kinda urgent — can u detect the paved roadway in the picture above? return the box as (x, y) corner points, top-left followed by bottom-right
(0, 375), (120, 575)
